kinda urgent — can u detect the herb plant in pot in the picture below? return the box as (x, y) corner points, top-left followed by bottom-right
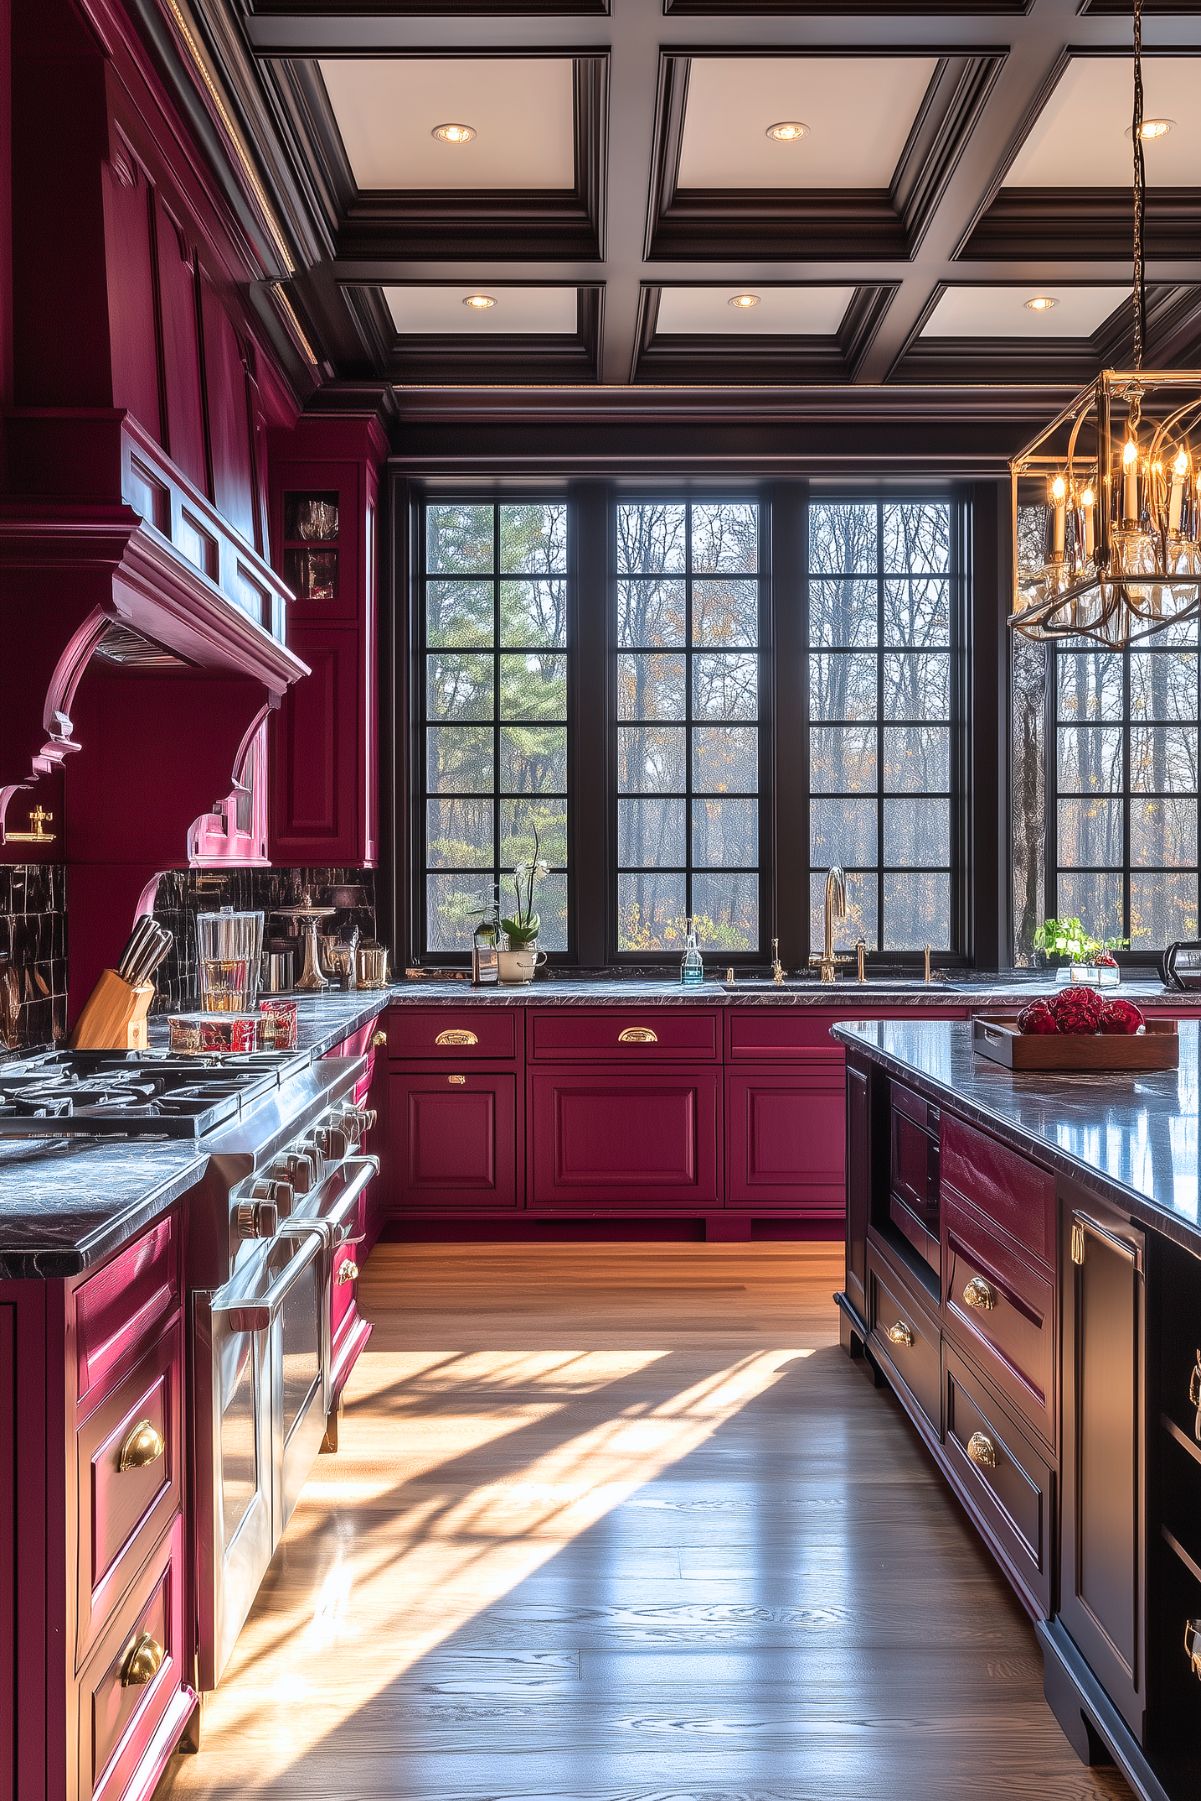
(498, 829), (549, 985)
(1033, 915), (1127, 988)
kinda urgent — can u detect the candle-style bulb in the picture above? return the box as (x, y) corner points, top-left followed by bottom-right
(1051, 475), (1067, 501)
(1122, 435), (1140, 525)
(1175, 447), (1190, 477)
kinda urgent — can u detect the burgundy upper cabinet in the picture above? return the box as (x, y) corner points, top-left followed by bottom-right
(268, 419), (386, 866)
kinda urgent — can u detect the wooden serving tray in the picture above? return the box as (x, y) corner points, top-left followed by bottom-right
(973, 1014), (1179, 1072)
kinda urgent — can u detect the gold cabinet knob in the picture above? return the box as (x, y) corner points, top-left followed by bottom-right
(371, 1029), (387, 1048)
(337, 1259), (360, 1285)
(1185, 1618), (1201, 1680)
(887, 1321), (914, 1348)
(448, 1074), (466, 1085)
(966, 1431), (997, 1470)
(118, 1419), (165, 1473)
(435, 1028), (478, 1046)
(618, 1026), (657, 1044)
(962, 1276), (997, 1311)
(119, 1630), (165, 1688)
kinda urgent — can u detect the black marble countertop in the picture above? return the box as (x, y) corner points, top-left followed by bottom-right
(0, 992), (392, 1283)
(383, 973), (1201, 1008)
(834, 1018), (1201, 1256)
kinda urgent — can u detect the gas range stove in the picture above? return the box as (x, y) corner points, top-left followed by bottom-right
(0, 1047), (307, 1138)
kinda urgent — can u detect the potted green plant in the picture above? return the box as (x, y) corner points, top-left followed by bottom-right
(1034, 915), (1127, 987)
(498, 828), (549, 985)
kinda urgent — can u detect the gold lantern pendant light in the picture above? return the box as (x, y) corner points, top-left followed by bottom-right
(1008, 0), (1201, 649)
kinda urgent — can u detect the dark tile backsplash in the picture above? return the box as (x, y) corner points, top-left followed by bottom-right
(0, 864), (68, 1052)
(148, 867), (378, 1012)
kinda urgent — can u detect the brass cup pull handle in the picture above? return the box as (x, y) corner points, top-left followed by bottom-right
(119, 1630), (165, 1688)
(618, 1026), (658, 1044)
(118, 1419), (165, 1473)
(966, 1431), (997, 1470)
(887, 1321), (914, 1348)
(371, 1029), (387, 1048)
(963, 1276), (997, 1312)
(1185, 1618), (1201, 1679)
(435, 1028), (478, 1047)
(447, 1074), (467, 1086)
(337, 1259), (360, 1285)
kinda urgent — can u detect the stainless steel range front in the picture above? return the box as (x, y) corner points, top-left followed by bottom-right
(187, 1055), (376, 1689)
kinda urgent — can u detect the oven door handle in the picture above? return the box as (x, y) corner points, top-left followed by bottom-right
(212, 1226), (326, 1335)
(306, 1155), (379, 1245)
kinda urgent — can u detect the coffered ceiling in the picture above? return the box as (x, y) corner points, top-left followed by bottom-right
(170, 0), (1201, 435)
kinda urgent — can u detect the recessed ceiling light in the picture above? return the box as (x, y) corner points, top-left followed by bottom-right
(1126, 117), (1175, 142)
(728, 293), (761, 309)
(462, 293), (497, 311)
(431, 122), (477, 146)
(1025, 295), (1059, 313)
(765, 121), (809, 144)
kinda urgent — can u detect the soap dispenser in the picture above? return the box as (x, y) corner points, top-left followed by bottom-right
(680, 918), (704, 988)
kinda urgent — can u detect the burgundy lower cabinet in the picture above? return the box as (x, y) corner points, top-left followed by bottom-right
(0, 1210), (196, 1801)
(390, 1069), (519, 1210)
(528, 1068), (720, 1209)
(725, 1061), (845, 1215)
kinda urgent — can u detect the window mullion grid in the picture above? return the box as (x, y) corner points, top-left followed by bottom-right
(876, 500), (886, 952)
(492, 505), (502, 922)
(1122, 643), (1132, 942)
(684, 506), (694, 931)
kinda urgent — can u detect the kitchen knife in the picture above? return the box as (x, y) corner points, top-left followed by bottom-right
(117, 915), (157, 983)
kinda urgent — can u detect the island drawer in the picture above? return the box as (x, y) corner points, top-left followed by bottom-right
(76, 1321), (182, 1660)
(74, 1214), (181, 1406)
(527, 1010), (720, 1063)
(867, 1244), (941, 1439)
(726, 1008), (966, 1063)
(941, 1114), (1056, 1270)
(944, 1193), (1056, 1450)
(944, 1345), (1053, 1619)
(385, 1007), (520, 1062)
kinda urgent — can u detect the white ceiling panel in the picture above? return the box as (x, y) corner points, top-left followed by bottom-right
(677, 56), (939, 190)
(320, 58), (575, 190)
(1003, 57), (1201, 188)
(384, 286), (579, 335)
(656, 286), (855, 336)
(919, 286), (1129, 339)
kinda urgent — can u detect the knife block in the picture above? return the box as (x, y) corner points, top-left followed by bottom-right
(70, 970), (155, 1051)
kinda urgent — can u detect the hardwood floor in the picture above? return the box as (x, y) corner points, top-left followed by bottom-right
(161, 1243), (1131, 1801)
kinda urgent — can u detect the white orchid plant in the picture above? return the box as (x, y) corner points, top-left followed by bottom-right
(501, 825), (548, 949)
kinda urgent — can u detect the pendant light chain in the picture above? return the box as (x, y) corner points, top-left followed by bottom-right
(1131, 0), (1147, 373)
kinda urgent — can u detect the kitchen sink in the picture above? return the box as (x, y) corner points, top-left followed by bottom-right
(720, 977), (964, 993)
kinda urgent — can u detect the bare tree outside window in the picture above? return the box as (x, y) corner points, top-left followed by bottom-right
(616, 500), (762, 954)
(422, 502), (570, 954)
(808, 499), (957, 952)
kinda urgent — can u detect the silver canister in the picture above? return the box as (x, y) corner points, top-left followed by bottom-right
(261, 948), (295, 994)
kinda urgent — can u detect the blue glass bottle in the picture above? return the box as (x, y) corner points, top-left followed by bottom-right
(680, 917), (704, 987)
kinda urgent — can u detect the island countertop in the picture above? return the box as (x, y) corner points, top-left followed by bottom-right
(834, 1017), (1201, 1255)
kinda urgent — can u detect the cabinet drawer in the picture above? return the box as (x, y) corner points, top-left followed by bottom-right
(386, 1007), (519, 1062)
(75, 1215), (180, 1405)
(77, 1321), (182, 1659)
(944, 1193), (1056, 1449)
(390, 1070), (518, 1209)
(78, 1515), (187, 1801)
(528, 1010), (720, 1063)
(725, 1066), (844, 1213)
(727, 1008), (966, 1062)
(941, 1113), (1056, 1270)
(867, 1245), (941, 1439)
(529, 1069), (720, 1207)
(944, 1345), (1053, 1619)
(330, 1187), (367, 1341)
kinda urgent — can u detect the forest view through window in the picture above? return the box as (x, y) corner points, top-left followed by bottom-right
(421, 501), (570, 953)
(808, 499), (957, 952)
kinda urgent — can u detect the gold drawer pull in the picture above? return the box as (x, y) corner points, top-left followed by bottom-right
(119, 1630), (164, 1688)
(118, 1419), (165, 1473)
(448, 1074), (467, 1085)
(371, 1029), (387, 1048)
(337, 1258), (360, 1285)
(887, 1321), (914, 1348)
(966, 1431), (997, 1470)
(618, 1026), (658, 1044)
(436, 1028), (478, 1047)
(963, 1275), (996, 1311)
(1185, 1618), (1201, 1680)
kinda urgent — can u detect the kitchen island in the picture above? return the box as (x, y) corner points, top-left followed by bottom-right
(833, 1017), (1201, 1801)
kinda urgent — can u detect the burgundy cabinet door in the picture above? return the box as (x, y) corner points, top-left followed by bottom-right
(270, 622), (364, 864)
(529, 1070), (720, 1208)
(391, 1071), (518, 1210)
(0, 1306), (12, 1801)
(843, 1058), (871, 1323)
(726, 1063), (845, 1214)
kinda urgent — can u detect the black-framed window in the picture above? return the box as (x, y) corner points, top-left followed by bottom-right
(419, 500), (570, 955)
(1052, 619), (1199, 949)
(807, 498), (959, 952)
(613, 500), (764, 955)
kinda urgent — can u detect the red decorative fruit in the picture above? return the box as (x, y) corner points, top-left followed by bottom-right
(1095, 950), (1118, 968)
(1017, 1000), (1059, 1036)
(1098, 998), (1145, 1036)
(1050, 985), (1105, 1035)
